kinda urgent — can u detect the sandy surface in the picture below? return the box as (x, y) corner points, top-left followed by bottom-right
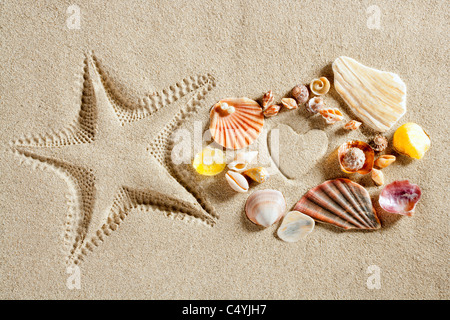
(0, 0), (448, 299)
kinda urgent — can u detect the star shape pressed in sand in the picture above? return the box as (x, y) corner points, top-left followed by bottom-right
(11, 53), (217, 265)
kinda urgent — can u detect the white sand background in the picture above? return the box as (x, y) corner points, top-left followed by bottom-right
(0, 0), (448, 299)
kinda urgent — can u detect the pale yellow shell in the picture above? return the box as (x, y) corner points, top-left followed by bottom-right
(333, 56), (407, 132)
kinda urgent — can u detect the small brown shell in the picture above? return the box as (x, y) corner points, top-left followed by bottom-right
(319, 108), (344, 124)
(374, 155), (396, 169)
(262, 90), (274, 110)
(291, 84), (309, 104)
(310, 77), (331, 95)
(263, 104), (281, 117)
(281, 98), (298, 110)
(338, 140), (375, 174)
(306, 96), (324, 113)
(371, 168), (385, 186)
(344, 120), (362, 130)
(371, 134), (388, 152)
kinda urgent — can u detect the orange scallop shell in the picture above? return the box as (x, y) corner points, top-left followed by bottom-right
(209, 98), (264, 149)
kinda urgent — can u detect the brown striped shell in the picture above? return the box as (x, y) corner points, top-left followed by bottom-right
(210, 98), (264, 149)
(294, 178), (381, 230)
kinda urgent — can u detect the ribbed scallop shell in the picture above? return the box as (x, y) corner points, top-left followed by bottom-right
(333, 56), (407, 132)
(294, 178), (381, 230)
(210, 98), (264, 150)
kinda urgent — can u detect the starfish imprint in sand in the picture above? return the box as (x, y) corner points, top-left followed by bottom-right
(11, 53), (217, 266)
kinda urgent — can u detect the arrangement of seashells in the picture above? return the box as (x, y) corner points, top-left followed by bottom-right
(189, 56), (430, 243)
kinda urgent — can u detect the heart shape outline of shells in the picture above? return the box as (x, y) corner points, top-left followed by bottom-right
(268, 124), (328, 180)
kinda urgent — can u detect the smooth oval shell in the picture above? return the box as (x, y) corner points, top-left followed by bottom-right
(338, 140), (375, 174)
(210, 98), (264, 150)
(225, 170), (249, 193)
(277, 211), (315, 242)
(333, 56), (407, 132)
(294, 178), (381, 230)
(378, 180), (421, 216)
(245, 190), (286, 227)
(243, 167), (269, 183)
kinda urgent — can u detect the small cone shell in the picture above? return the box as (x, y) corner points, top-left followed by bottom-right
(281, 98), (298, 110)
(374, 155), (396, 169)
(371, 168), (385, 186)
(225, 170), (249, 193)
(243, 167), (269, 183)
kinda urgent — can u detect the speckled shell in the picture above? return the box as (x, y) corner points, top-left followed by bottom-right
(294, 178), (381, 230)
(210, 98), (264, 150)
(245, 189), (286, 227)
(378, 180), (421, 216)
(338, 140), (375, 174)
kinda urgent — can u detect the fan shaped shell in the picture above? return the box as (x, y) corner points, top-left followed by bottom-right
(210, 98), (264, 150)
(294, 178), (380, 230)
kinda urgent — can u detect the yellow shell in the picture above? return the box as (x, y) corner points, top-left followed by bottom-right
(210, 98), (264, 150)
(393, 123), (430, 159)
(243, 167), (269, 183)
(192, 147), (226, 176)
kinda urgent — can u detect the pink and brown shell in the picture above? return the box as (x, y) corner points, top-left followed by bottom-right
(294, 178), (381, 230)
(378, 180), (422, 216)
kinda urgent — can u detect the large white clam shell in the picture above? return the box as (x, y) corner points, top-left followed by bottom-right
(245, 189), (286, 227)
(277, 211), (315, 242)
(333, 56), (407, 132)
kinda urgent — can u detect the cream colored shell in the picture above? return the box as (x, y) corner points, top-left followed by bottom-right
(332, 56), (407, 132)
